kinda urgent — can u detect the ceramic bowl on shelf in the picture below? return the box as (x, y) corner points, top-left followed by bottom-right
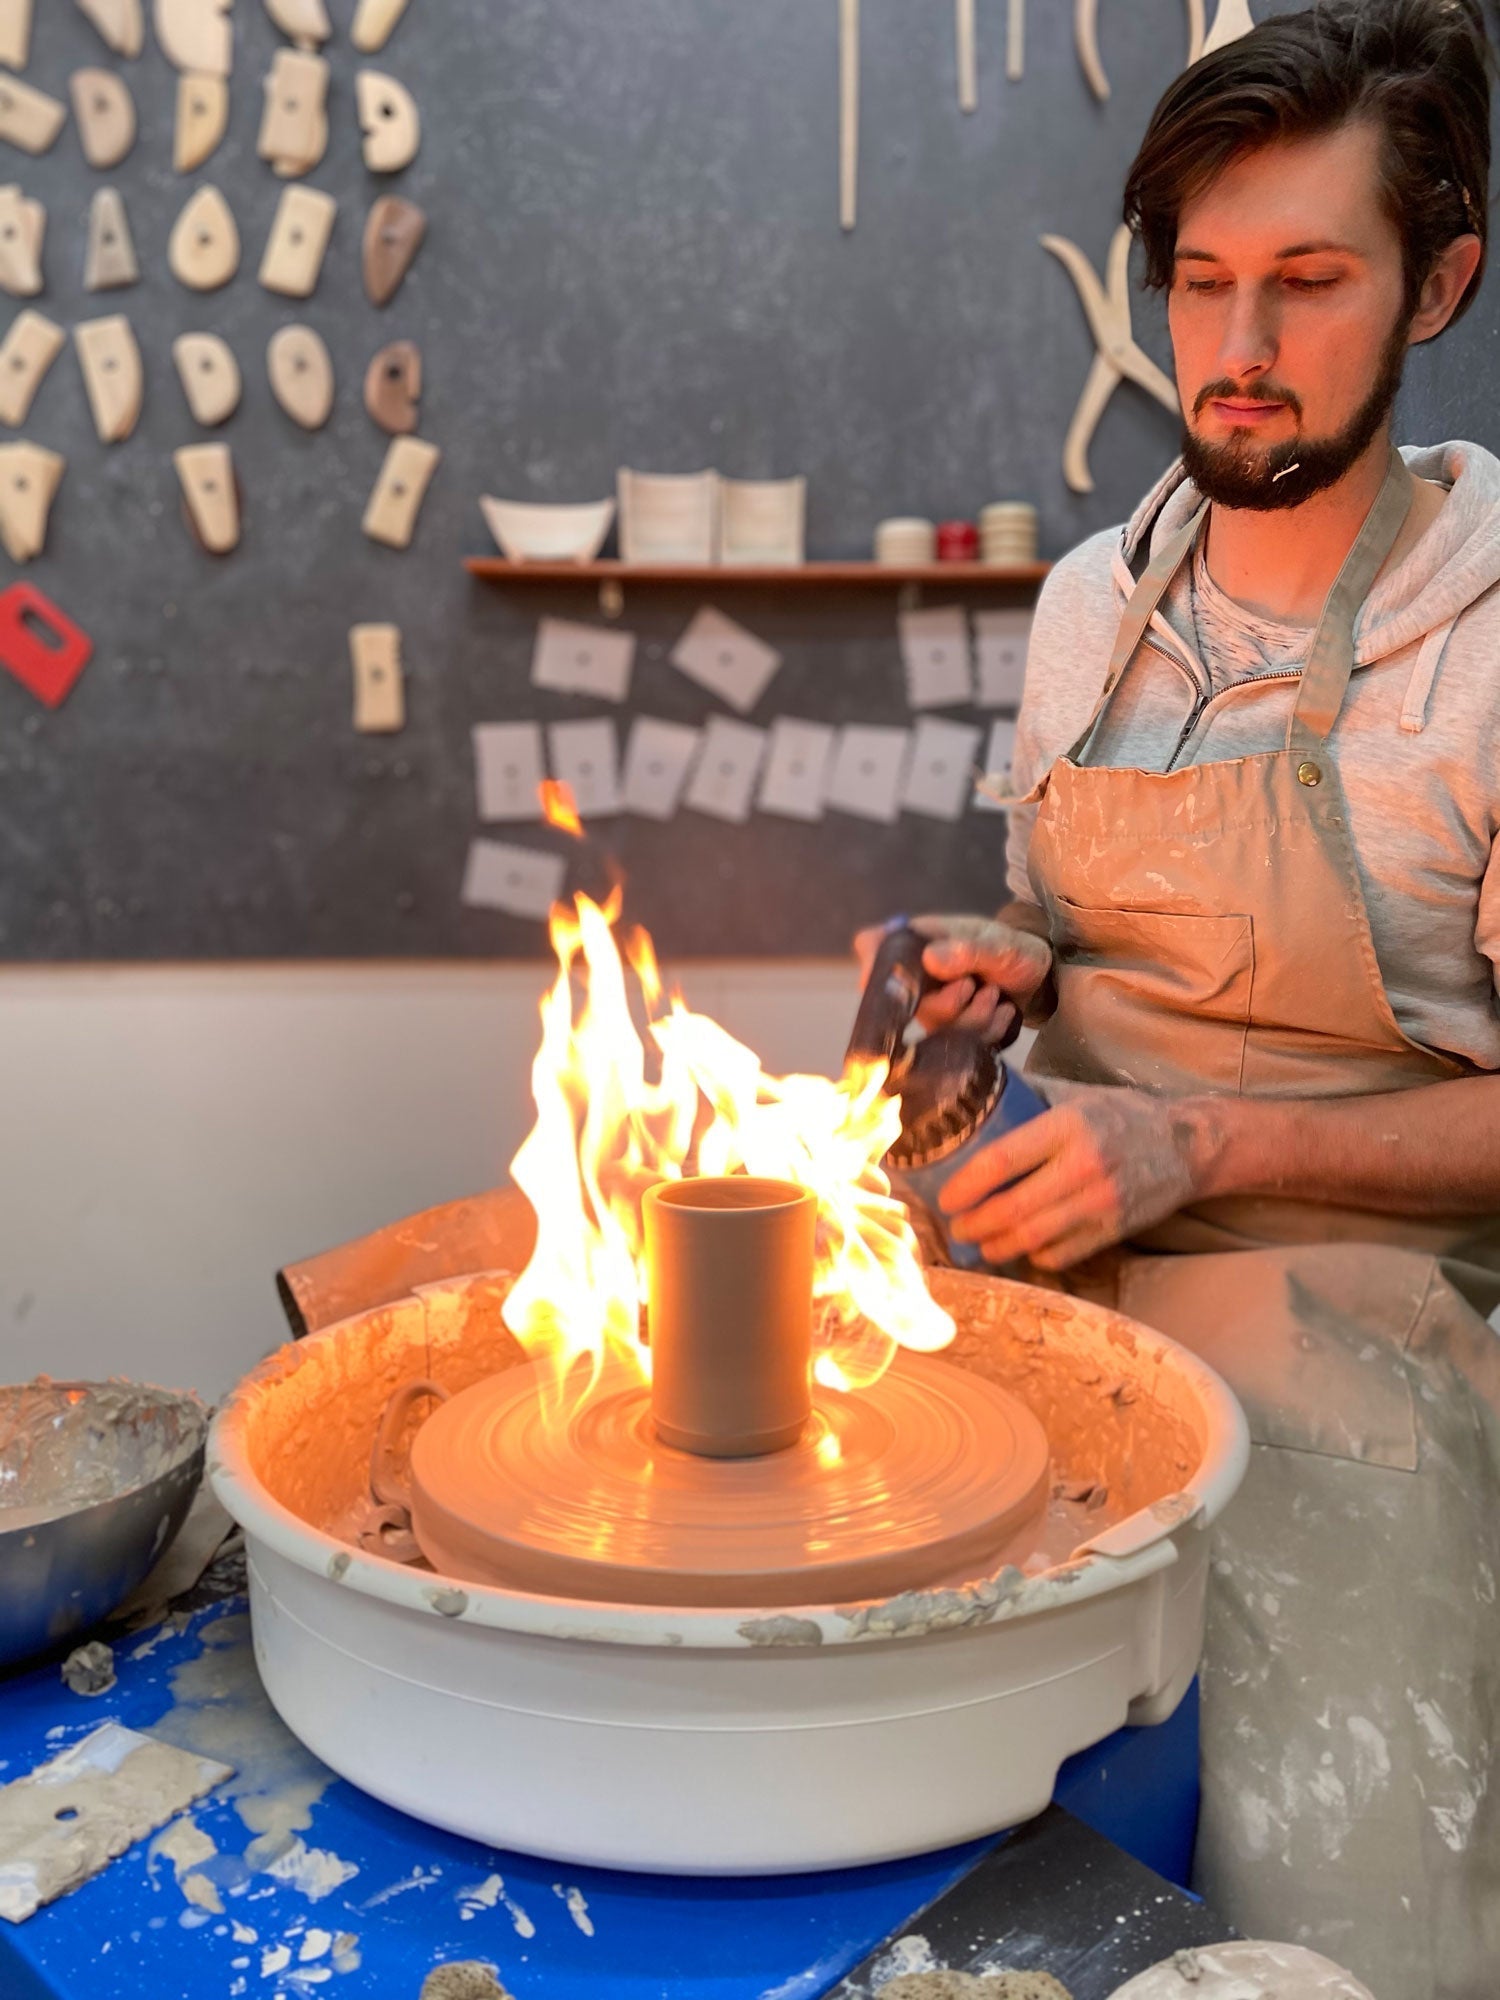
(479, 495), (617, 564)
(616, 468), (720, 565)
(718, 476), (806, 565)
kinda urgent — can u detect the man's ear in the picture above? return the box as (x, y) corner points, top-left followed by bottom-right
(1409, 232), (1484, 345)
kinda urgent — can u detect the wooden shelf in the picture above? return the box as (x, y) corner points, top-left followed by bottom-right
(464, 557), (1049, 587)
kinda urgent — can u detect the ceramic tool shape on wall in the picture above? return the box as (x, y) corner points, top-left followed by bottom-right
(1201, 0), (1253, 55)
(73, 0), (144, 57)
(1185, 0), (1206, 63)
(1074, 0), (1110, 99)
(174, 72), (227, 170)
(362, 435), (439, 548)
(351, 0), (409, 53)
(175, 441), (239, 552)
(363, 339), (419, 432)
(84, 187), (138, 290)
(259, 184), (336, 296)
(0, 73), (64, 153)
(155, 0), (232, 77)
(838, 0), (858, 230)
(0, 0), (31, 69)
(265, 0), (329, 49)
(1007, 0), (1024, 79)
(172, 331), (240, 423)
(1041, 222), (1179, 493)
(0, 183), (44, 295)
(350, 624), (404, 732)
(0, 309), (62, 424)
(955, 0), (976, 111)
(168, 184), (238, 288)
(363, 194), (424, 304)
(357, 69), (419, 172)
(258, 48), (329, 177)
(0, 441), (62, 560)
(267, 323), (333, 427)
(70, 69), (136, 168)
(74, 314), (141, 441)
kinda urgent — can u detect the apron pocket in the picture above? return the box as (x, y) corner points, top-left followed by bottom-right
(1034, 896), (1253, 1097)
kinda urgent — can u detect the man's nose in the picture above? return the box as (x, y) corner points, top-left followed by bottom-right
(1216, 287), (1279, 382)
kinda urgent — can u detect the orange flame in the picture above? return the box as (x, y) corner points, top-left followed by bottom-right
(502, 891), (953, 1416)
(540, 779), (584, 838)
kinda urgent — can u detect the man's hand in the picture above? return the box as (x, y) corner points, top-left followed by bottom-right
(938, 1086), (1213, 1270)
(853, 911), (1053, 1047)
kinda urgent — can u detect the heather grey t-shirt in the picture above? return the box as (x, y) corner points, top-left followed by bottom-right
(1005, 442), (1500, 1073)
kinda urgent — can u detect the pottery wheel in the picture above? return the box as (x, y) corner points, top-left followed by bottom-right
(408, 1351), (1050, 1608)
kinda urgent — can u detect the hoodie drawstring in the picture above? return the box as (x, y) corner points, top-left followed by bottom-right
(1400, 617), (1457, 735)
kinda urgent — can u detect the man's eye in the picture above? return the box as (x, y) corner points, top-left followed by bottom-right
(1182, 278), (1227, 294)
(1286, 276), (1341, 291)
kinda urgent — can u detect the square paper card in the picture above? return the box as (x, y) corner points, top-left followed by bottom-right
(670, 606), (783, 715)
(898, 604), (972, 709)
(622, 717), (701, 820)
(757, 718), (835, 822)
(901, 717), (981, 821)
(548, 718), (621, 817)
(684, 717), (766, 824)
(974, 608), (1031, 709)
(825, 725), (910, 824)
(531, 617), (635, 704)
(973, 718), (1018, 812)
(461, 841), (566, 920)
(472, 721), (545, 821)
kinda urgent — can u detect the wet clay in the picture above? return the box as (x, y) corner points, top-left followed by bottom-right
(0, 1379), (208, 1529)
(1103, 1943), (1374, 2000)
(420, 1965), (513, 2000)
(882, 1976), (1073, 2000)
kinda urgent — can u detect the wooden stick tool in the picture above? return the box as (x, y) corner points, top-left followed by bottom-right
(839, 0), (858, 231)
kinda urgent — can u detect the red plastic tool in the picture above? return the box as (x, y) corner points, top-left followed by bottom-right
(0, 583), (93, 709)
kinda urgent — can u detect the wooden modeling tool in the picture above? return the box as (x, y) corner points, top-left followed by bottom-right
(1185, 0), (1206, 63)
(73, 314), (141, 441)
(0, 1), (31, 70)
(351, 0), (409, 52)
(266, 322), (333, 427)
(1007, 0), (1024, 80)
(1202, 0), (1254, 55)
(70, 69), (136, 168)
(362, 434), (439, 548)
(257, 48), (329, 177)
(259, 183), (335, 295)
(1041, 223), (1179, 493)
(175, 440), (239, 552)
(839, 0), (858, 231)
(357, 69), (419, 172)
(0, 183), (44, 296)
(1075, 0), (1108, 99)
(363, 193), (424, 304)
(0, 441), (62, 560)
(84, 186), (138, 289)
(155, 0), (232, 77)
(363, 338), (419, 432)
(0, 73), (64, 153)
(956, 0), (976, 112)
(265, 0), (329, 49)
(0, 309), (62, 424)
(172, 330), (239, 423)
(73, 0), (143, 57)
(350, 622), (404, 732)
(168, 183), (238, 288)
(174, 71), (227, 171)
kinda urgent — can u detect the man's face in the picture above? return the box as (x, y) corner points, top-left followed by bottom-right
(1168, 120), (1412, 510)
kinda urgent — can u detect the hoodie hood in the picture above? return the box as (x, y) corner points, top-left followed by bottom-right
(1116, 440), (1500, 664)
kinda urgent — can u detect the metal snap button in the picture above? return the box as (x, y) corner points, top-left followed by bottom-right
(1297, 760), (1322, 787)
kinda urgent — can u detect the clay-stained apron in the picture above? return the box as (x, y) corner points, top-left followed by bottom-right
(1021, 447), (1500, 2000)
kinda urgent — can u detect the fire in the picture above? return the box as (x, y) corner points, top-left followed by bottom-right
(502, 889), (953, 1414)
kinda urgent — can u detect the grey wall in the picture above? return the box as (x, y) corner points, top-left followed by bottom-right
(0, 0), (1494, 960)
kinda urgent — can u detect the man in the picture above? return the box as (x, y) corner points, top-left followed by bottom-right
(873, 4), (1500, 1995)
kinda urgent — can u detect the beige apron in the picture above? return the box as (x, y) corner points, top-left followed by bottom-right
(1022, 450), (1500, 2000)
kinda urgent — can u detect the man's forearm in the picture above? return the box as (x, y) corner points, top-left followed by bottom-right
(1183, 1075), (1500, 1216)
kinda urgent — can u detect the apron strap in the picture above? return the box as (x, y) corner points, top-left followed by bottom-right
(1288, 445), (1414, 750)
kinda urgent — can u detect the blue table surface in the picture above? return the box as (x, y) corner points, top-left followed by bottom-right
(0, 1599), (1199, 2000)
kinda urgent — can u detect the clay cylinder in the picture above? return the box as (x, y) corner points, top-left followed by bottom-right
(644, 1177), (816, 1459)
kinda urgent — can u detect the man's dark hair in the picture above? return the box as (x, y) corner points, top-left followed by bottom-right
(1123, 0), (1492, 329)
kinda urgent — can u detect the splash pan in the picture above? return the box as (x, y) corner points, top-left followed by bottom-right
(209, 1267), (1248, 1875)
(411, 1352), (1050, 1607)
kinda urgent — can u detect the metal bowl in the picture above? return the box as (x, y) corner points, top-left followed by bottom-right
(0, 1379), (209, 1669)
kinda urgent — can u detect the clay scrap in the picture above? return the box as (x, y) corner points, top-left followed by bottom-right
(0, 439), (63, 560)
(70, 68), (136, 168)
(173, 71), (227, 171)
(0, 308), (63, 425)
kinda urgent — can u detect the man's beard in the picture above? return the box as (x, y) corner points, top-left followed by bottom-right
(1179, 313), (1411, 512)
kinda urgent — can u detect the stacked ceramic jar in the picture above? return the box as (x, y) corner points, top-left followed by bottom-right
(978, 502), (1038, 565)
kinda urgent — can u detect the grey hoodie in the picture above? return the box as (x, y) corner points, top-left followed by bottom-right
(1005, 441), (1500, 1071)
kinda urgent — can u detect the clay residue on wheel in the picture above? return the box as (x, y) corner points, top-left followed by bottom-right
(0, 1379), (208, 1530)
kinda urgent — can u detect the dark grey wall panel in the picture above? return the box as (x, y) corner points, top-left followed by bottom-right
(0, 0), (1492, 959)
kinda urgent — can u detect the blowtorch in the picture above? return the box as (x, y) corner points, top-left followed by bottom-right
(846, 920), (1048, 1269)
